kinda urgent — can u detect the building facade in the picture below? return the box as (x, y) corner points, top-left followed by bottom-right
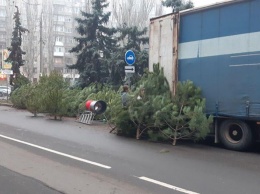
(0, 0), (84, 85)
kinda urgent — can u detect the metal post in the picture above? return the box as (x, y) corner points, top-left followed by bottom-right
(40, 10), (43, 76)
(6, 73), (8, 102)
(1, 45), (3, 70)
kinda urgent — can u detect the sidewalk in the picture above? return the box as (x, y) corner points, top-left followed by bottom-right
(0, 105), (110, 138)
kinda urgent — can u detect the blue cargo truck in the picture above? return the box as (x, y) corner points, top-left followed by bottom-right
(149, 0), (260, 151)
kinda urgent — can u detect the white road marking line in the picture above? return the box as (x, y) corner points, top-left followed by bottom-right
(138, 176), (200, 194)
(0, 134), (111, 169)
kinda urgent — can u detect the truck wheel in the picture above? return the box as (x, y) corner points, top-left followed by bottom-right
(219, 120), (253, 151)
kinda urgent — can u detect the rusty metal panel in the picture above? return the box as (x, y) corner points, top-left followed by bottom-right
(149, 14), (176, 92)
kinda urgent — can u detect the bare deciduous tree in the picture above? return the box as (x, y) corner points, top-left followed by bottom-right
(5, 0), (16, 47)
(42, 0), (55, 75)
(85, 0), (92, 13)
(154, 1), (164, 16)
(111, 0), (156, 29)
(23, 0), (41, 80)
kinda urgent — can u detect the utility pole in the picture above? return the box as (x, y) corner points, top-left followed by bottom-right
(1, 45), (3, 70)
(39, 10), (43, 76)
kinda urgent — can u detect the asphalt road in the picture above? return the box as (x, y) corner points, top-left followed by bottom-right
(0, 166), (63, 194)
(0, 106), (260, 194)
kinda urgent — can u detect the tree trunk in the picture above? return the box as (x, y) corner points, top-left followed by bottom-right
(136, 125), (140, 139)
(173, 130), (177, 146)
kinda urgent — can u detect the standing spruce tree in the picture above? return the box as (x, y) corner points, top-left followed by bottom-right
(118, 26), (148, 52)
(69, 0), (117, 88)
(162, 0), (194, 13)
(5, 6), (29, 85)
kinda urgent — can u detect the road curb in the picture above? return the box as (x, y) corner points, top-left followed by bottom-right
(0, 103), (13, 107)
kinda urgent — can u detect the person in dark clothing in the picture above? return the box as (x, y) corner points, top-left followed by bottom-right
(121, 85), (129, 107)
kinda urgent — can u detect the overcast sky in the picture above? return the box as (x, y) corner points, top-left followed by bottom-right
(192, 0), (224, 7)
(161, 0), (226, 15)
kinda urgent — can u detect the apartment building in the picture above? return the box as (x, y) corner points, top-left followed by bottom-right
(0, 0), (84, 85)
(0, 0), (12, 85)
(52, 0), (85, 84)
(0, 0), (6, 50)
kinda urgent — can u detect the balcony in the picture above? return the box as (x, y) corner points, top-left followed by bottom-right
(55, 41), (64, 46)
(54, 52), (64, 57)
(53, 0), (65, 5)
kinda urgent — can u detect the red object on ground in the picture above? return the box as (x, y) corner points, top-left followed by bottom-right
(85, 100), (107, 114)
(86, 100), (93, 110)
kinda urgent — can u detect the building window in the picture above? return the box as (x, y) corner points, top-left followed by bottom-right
(56, 36), (64, 42)
(65, 17), (71, 22)
(33, 67), (37, 73)
(64, 68), (72, 74)
(65, 7), (72, 13)
(58, 16), (64, 22)
(65, 57), (72, 65)
(54, 67), (63, 73)
(55, 47), (64, 53)
(0, 0), (7, 6)
(53, 15), (58, 21)
(74, 8), (80, 15)
(53, 15), (65, 22)
(66, 37), (74, 44)
(65, 28), (72, 33)
(0, 33), (5, 40)
(65, 48), (71, 53)
(54, 57), (63, 65)
(0, 9), (6, 17)
(55, 25), (64, 32)
(53, 5), (64, 12)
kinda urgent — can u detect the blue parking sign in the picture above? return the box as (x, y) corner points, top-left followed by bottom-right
(125, 50), (136, 65)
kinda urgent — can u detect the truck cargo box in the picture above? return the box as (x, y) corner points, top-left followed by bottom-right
(150, 0), (260, 119)
(149, 0), (260, 150)
(178, 0), (260, 119)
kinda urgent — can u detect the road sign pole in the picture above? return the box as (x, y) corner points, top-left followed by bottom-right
(124, 50), (136, 86)
(6, 74), (8, 101)
(125, 73), (133, 86)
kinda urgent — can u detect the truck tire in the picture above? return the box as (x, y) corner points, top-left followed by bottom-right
(219, 120), (253, 151)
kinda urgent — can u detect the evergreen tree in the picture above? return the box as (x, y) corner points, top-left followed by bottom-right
(12, 74), (30, 90)
(135, 49), (149, 78)
(40, 71), (69, 120)
(5, 6), (29, 85)
(162, 0), (194, 13)
(128, 63), (171, 139)
(109, 26), (149, 86)
(127, 63), (212, 144)
(118, 26), (148, 52)
(69, 0), (117, 88)
(25, 83), (43, 117)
